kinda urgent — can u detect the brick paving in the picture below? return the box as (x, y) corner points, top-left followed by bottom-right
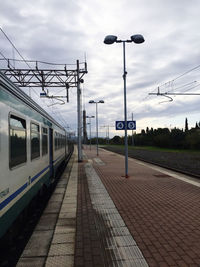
(74, 162), (104, 267)
(82, 147), (200, 267)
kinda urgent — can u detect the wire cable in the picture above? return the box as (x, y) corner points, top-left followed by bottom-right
(0, 51), (15, 68)
(0, 57), (85, 66)
(0, 27), (32, 69)
(0, 28), (71, 129)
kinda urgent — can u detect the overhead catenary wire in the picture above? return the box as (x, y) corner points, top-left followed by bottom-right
(0, 57), (85, 66)
(166, 81), (197, 93)
(131, 63), (200, 115)
(171, 64), (200, 82)
(155, 63), (200, 91)
(0, 27), (32, 69)
(0, 28), (74, 130)
(147, 61), (200, 105)
(0, 51), (15, 69)
(182, 82), (200, 92)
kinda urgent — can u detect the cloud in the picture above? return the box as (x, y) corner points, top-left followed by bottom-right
(0, 0), (200, 136)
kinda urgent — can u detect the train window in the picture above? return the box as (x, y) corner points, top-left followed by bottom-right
(62, 135), (65, 148)
(42, 127), (48, 155)
(55, 132), (58, 150)
(54, 132), (65, 150)
(31, 123), (40, 160)
(61, 135), (63, 148)
(9, 115), (27, 168)
(63, 135), (65, 147)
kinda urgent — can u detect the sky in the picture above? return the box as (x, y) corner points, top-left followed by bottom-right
(0, 0), (200, 138)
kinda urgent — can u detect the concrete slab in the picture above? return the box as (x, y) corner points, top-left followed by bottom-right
(17, 148), (77, 267)
(54, 225), (76, 234)
(51, 233), (75, 244)
(53, 188), (66, 194)
(17, 257), (46, 267)
(20, 230), (54, 257)
(48, 243), (74, 256)
(43, 201), (62, 214)
(56, 218), (76, 227)
(45, 147), (78, 266)
(35, 213), (58, 231)
(49, 193), (64, 202)
(59, 212), (76, 219)
(45, 255), (73, 267)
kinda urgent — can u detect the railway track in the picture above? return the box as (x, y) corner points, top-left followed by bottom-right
(103, 146), (200, 179)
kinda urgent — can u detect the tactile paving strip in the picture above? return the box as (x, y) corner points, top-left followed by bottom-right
(85, 162), (149, 267)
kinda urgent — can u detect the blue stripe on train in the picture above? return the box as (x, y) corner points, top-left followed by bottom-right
(0, 154), (64, 211)
(0, 165), (49, 211)
(0, 183), (28, 211)
(31, 165), (49, 183)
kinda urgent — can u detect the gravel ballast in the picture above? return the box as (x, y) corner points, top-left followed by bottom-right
(103, 146), (200, 178)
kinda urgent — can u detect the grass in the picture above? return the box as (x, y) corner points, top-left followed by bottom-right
(101, 144), (200, 154)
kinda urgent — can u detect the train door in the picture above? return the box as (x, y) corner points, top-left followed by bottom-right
(49, 128), (54, 179)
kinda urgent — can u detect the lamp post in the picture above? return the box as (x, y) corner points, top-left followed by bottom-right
(77, 60), (82, 162)
(104, 34), (145, 177)
(86, 115), (95, 150)
(89, 100), (104, 156)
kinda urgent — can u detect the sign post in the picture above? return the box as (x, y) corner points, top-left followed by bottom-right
(115, 120), (136, 177)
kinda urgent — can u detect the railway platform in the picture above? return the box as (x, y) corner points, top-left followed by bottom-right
(17, 146), (200, 267)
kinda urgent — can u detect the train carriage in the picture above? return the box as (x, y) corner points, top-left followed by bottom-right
(0, 72), (69, 239)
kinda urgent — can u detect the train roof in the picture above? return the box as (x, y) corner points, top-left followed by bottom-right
(0, 71), (65, 131)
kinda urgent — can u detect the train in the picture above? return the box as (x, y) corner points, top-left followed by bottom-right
(0, 71), (72, 239)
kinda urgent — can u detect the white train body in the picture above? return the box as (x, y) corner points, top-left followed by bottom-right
(0, 72), (69, 238)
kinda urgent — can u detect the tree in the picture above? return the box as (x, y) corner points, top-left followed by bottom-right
(185, 131), (200, 149)
(185, 118), (188, 132)
(195, 122), (200, 129)
(170, 128), (185, 148)
(111, 135), (122, 145)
